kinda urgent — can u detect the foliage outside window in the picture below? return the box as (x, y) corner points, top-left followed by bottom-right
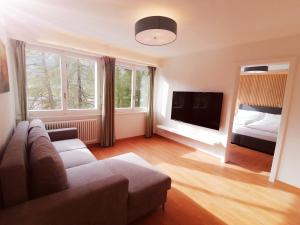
(66, 57), (96, 109)
(135, 69), (149, 108)
(26, 48), (97, 113)
(115, 66), (132, 108)
(26, 50), (62, 110)
(115, 64), (149, 110)
(26, 47), (148, 115)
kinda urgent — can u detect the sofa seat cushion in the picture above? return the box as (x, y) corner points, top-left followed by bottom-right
(29, 137), (69, 199)
(66, 161), (114, 188)
(59, 148), (96, 169)
(52, 139), (86, 153)
(102, 153), (171, 223)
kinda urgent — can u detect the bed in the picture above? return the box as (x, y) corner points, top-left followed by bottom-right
(231, 104), (282, 155)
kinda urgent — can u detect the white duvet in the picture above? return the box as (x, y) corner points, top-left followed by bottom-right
(246, 113), (281, 134)
(234, 109), (265, 125)
(232, 125), (278, 142)
(233, 111), (282, 142)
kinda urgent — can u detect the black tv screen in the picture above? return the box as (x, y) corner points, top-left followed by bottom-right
(171, 91), (223, 130)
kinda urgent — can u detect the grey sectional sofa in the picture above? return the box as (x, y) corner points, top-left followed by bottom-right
(0, 119), (171, 225)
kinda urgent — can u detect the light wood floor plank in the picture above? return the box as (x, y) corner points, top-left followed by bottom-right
(90, 135), (300, 225)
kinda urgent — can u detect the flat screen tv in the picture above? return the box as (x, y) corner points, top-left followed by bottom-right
(171, 91), (223, 130)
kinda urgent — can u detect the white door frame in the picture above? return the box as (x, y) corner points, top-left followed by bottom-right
(225, 57), (297, 182)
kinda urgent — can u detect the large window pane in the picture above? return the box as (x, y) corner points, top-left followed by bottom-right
(26, 49), (62, 110)
(115, 66), (132, 108)
(66, 57), (96, 109)
(135, 69), (149, 108)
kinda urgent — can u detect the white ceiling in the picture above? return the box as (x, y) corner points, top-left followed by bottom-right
(2, 0), (300, 59)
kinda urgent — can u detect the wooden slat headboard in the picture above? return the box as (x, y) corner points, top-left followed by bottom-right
(237, 73), (287, 108)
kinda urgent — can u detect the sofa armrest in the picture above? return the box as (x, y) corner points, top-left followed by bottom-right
(0, 175), (129, 225)
(47, 127), (78, 141)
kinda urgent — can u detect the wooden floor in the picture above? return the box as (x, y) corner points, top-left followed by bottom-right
(227, 144), (273, 174)
(90, 135), (300, 225)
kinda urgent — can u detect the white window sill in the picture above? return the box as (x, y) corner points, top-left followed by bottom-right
(115, 109), (147, 115)
(29, 110), (101, 121)
(29, 109), (147, 120)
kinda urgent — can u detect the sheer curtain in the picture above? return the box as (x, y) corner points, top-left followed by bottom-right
(100, 56), (116, 147)
(11, 39), (27, 121)
(145, 66), (156, 138)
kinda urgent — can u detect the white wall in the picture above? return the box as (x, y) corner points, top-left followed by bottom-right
(115, 112), (146, 139)
(0, 26), (16, 155)
(155, 34), (300, 188)
(154, 48), (233, 159)
(276, 64), (300, 187)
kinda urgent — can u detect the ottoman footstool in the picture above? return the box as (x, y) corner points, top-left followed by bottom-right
(102, 153), (171, 224)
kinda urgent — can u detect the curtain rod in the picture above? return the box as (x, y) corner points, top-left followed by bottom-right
(26, 41), (158, 67)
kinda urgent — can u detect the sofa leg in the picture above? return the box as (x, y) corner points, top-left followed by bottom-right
(162, 203), (165, 211)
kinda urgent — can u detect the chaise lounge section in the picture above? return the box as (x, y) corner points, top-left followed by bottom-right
(0, 119), (171, 225)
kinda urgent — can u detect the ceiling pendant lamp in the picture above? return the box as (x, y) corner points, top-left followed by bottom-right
(135, 16), (177, 46)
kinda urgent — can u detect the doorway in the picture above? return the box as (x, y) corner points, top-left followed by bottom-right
(227, 63), (289, 176)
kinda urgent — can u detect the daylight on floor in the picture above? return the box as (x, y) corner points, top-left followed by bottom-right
(0, 1), (300, 225)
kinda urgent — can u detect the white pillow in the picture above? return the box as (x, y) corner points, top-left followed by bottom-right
(247, 113), (281, 133)
(234, 109), (265, 126)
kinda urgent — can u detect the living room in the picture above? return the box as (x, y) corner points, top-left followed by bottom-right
(1, 1), (300, 225)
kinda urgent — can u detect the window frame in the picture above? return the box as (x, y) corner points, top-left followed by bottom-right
(115, 61), (149, 114)
(26, 45), (100, 118)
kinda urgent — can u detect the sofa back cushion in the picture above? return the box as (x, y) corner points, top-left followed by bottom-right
(29, 119), (46, 131)
(28, 126), (50, 149)
(29, 136), (69, 198)
(28, 119), (50, 146)
(0, 121), (29, 208)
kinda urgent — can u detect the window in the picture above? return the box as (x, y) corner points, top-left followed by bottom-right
(26, 50), (62, 110)
(66, 56), (96, 109)
(135, 69), (149, 108)
(115, 64), (149, 110)
(26, 47), (98, 115)
(115, 66), (132, 108)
